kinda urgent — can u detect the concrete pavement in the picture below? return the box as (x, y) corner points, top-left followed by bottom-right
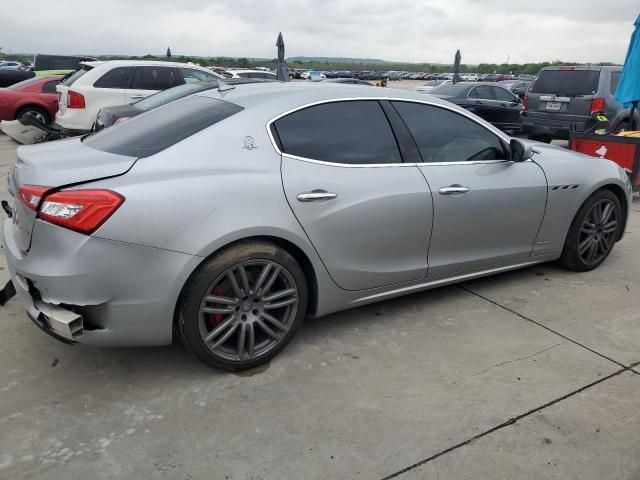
(0, 133), (638, 479)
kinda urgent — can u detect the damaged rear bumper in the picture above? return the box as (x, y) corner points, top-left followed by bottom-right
(3, 217), (200, 347)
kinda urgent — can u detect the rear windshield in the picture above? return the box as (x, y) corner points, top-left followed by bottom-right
(62, 67), (92, 87)
(135, 82), (215, 110)
(7, 77), (42, 90)
(84, 95), (243, 158)
(530, 69), (600, 96)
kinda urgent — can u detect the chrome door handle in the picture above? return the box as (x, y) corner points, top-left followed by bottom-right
(130, 94), (147, 99)
(439, 185), (470, 195)
(296, 190), (338, 202)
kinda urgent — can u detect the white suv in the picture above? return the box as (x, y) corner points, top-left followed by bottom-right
(55, 60), (222, 134)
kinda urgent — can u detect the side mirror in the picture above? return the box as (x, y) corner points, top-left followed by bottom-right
(510, 138), (533, 162)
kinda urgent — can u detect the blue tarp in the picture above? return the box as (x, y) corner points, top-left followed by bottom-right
(614, 15), (640, 108)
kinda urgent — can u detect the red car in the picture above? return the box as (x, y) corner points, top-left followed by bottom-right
(0, 75), (63, 124)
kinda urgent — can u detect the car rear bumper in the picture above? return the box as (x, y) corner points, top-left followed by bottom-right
(53, 122), (90, 137)
(3, 217), (200, 347)
(521, 112), (594, 140)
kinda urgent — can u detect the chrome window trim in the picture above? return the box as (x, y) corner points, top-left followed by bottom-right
(265, 96), (511, 168)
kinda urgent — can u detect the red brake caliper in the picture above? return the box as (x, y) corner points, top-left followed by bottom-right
(208, 285), (226, 328)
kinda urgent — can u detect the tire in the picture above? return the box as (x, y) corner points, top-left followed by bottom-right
(178, 240), (308, 371)
(616, 121), (630, 132)
(16, 106), (49, 124)
(558, 189), (621, 272)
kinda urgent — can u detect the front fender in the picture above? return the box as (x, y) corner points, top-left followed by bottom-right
(531, 145), (631, 256)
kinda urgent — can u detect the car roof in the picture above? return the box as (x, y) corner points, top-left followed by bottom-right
(539, 65), (622, 72)
(81, 60), (212, 69)
(197, 81), (483, 120)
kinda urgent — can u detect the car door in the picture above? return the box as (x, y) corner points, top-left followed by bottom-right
(124, 66), (179, 103)
(391, 100), (547, 277)
(492, 86), (522, 130)
(467, 85), (495, 122)
(274, 100), (433, 291)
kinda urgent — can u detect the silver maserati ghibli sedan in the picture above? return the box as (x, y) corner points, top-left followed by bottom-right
(3, 82), (632, 370)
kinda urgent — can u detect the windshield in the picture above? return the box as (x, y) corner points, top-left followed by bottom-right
(84, 95), (243, 158)
(530, 69), (600, 96)
(430, 83), (470, 96)
(422, 80), (444, 87)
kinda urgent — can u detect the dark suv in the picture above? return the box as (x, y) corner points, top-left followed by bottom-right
(521, 66), (635, 142)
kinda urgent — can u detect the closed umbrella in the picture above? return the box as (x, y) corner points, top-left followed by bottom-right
(276, 32), (289, 82)
(452, 50), (462, 84)
(614, 15), (640, 129)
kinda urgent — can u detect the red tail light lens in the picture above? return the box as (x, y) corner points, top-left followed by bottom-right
(19, 185), (49, 211)
(522, 95), (528, 111)
(67, 90), (85, 109)
(19, 185), (124, 234)
(591, 98), (605, 115)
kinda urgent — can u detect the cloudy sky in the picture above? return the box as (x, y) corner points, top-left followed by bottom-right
(2, 0), (638, 64)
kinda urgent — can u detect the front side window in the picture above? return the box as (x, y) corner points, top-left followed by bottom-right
(493, 87), (517, 102)
(131, 66), (179, 90)
(94, 67), (133, 89)
(181, 68), (216, 84)
(391, 101), (507, 162)
(274, 100), (401, 165)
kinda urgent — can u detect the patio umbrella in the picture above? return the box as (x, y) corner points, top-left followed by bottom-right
(276, 32), (289, 82)
(614, 15), (640, 129)
(452, 49), (462, 84)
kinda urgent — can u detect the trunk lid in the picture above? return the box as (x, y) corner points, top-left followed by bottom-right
(528, 68), (601, 117)
(9, 138), (137, 253)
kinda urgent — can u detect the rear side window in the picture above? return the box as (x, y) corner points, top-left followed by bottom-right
(610, 71), (621, 94)
(530, 69), (600, 96)
(42, 81), (60, 93)
(130, 66), (178, 90)
(84, 96), (243, 158)
(93, 67), (133, 89)
(274, 101), (401, 164)
(469, 86), (494, 100)
(392, 101), (507, 162)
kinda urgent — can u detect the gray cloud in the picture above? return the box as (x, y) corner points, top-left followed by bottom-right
(1, 0), (637, 64)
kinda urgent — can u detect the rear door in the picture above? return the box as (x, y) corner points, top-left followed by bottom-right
(276, 100), (433, 291)
(124, 66), (179, 103)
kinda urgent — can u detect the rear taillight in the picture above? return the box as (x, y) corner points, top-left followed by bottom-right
(67, 90), (85, 109)
(590, 98), (605, 115)
(522, 95), (528, 111)
(19, 185), (124, 234)
(19, 185), (49, 211)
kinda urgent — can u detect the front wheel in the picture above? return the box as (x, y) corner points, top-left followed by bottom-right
(178, 241), (308, 371)
(559, 190), (621, 272)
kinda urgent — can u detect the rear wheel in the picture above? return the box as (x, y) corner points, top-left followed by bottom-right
(178, 241), (307, 371)
(559, 190), (621, 272)
(16, 106), (49, 124)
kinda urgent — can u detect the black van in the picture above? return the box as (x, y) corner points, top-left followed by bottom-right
(521, 66), (637, 142)
(33, 54), (96, 72)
